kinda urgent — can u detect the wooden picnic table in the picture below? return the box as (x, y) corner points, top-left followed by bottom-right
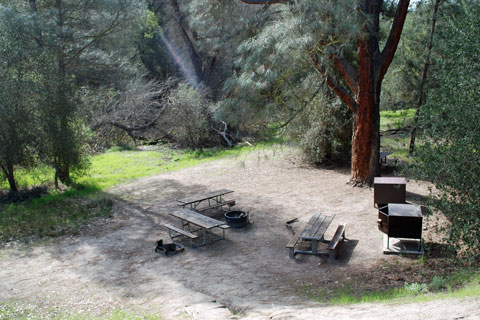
(167, 208), (228, 247)
(176, 189), (235, 211)
(379, 151), (393, 165)
(286, 213), (346, 261)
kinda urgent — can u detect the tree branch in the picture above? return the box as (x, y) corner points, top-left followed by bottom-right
(332, 55), (358, 94)
(378, 0), (410, 81)
(64, 11), (122, 69)
(271, 86), (321, 130)
(310, 52), (358, 113)
(93, 107), (166, 133)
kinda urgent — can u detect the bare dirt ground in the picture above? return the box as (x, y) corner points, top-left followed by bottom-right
(1, 148), (479, 319)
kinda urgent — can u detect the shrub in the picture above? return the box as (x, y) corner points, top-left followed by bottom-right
(412, 0), (480, 259)
(167, 82), (214, 149)
(296, 92), (352, 165)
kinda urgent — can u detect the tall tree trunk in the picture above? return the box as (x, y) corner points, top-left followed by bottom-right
(54, 0), (71, 185)
(350, 0), (382, 184)
(352, 40), (381, 184)
(1, 163), (18, 193)
(55, 161), (70, 185)
(409, 0), (441, 155)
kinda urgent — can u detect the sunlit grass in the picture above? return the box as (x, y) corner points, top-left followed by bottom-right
(380, 108), (416, 131)
(74, 142), (279, 189)
(0, 166), (54, 190)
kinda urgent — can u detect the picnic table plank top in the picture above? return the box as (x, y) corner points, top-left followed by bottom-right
(380, 151), (393, 159)
(170, 208), (224, 229)
(176, 189), (234, 204)
(298, 213), (335, 240)
(314, 215), (334, 239)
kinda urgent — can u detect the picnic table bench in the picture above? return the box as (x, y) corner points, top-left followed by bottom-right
(176, 189), (235, 212)
(165, 208), (230, 247)
(286, 213), (346, 262)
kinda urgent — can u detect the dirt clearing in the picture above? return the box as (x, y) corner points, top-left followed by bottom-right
(1, 148), (479, 319)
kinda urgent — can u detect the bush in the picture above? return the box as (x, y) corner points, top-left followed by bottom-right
(296, 92), (352, 165)
(403, 282), (429, 295)
(167, 82), (214, 149)
(412, 0), (480, 258)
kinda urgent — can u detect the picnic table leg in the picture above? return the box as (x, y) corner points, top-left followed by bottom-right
(192, 229), (207, 248)
(311, 239), (318, 255)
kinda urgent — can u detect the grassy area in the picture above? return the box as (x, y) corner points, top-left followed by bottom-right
(380, 108), (416, 131)
(73, 143), (275, 190)
(300, 268), (480, 305)
(379, 109), (416, 162)
(381, 136), (410, 160)
(0, 142), (277, 192)
(0, 142), (277, 243)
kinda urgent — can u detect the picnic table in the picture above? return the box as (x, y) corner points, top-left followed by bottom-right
(379, 151), (393, 165)
(176, 189), (235, 212)
(286, 213), (346, 262)
(165, 208), (229, 247)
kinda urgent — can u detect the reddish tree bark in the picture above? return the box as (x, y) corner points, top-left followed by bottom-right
(240, 0), (410, 184)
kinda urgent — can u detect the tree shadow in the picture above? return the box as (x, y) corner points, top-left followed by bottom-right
(424, 242), (457, 259)
(406, 191), (430, 205)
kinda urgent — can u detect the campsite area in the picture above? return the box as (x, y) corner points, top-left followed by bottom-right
(1, 148), (479, 319)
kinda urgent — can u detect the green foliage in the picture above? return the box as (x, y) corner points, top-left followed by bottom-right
(430, 275), (448, 291)
(295, 91), (352, 165)
(412, 0), (480, 258)
(137, 9), (177, 80)
(403, 282), (429, 295)
(0, 6), (42, 191)
(381, 1), (435, 110)
(166, 82), (214, 149)
(0, 0), (148, 190)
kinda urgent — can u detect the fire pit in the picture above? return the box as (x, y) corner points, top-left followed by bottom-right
(224, 210), (249, 228)
(155, 239), (184, 256)
(378, 203), (423, 254)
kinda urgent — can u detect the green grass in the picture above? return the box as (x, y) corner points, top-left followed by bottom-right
(73, 143), (264, 190)
(300, 268), (480, 305)
(380, 108), (416, 131)
(381, 136), (410, 160)
(1, 142), (278, 192)
(379, 109), (416, 162)
(0, 142), (278, 243)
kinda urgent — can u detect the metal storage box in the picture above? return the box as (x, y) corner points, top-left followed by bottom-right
(373, 177), (406, 207)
